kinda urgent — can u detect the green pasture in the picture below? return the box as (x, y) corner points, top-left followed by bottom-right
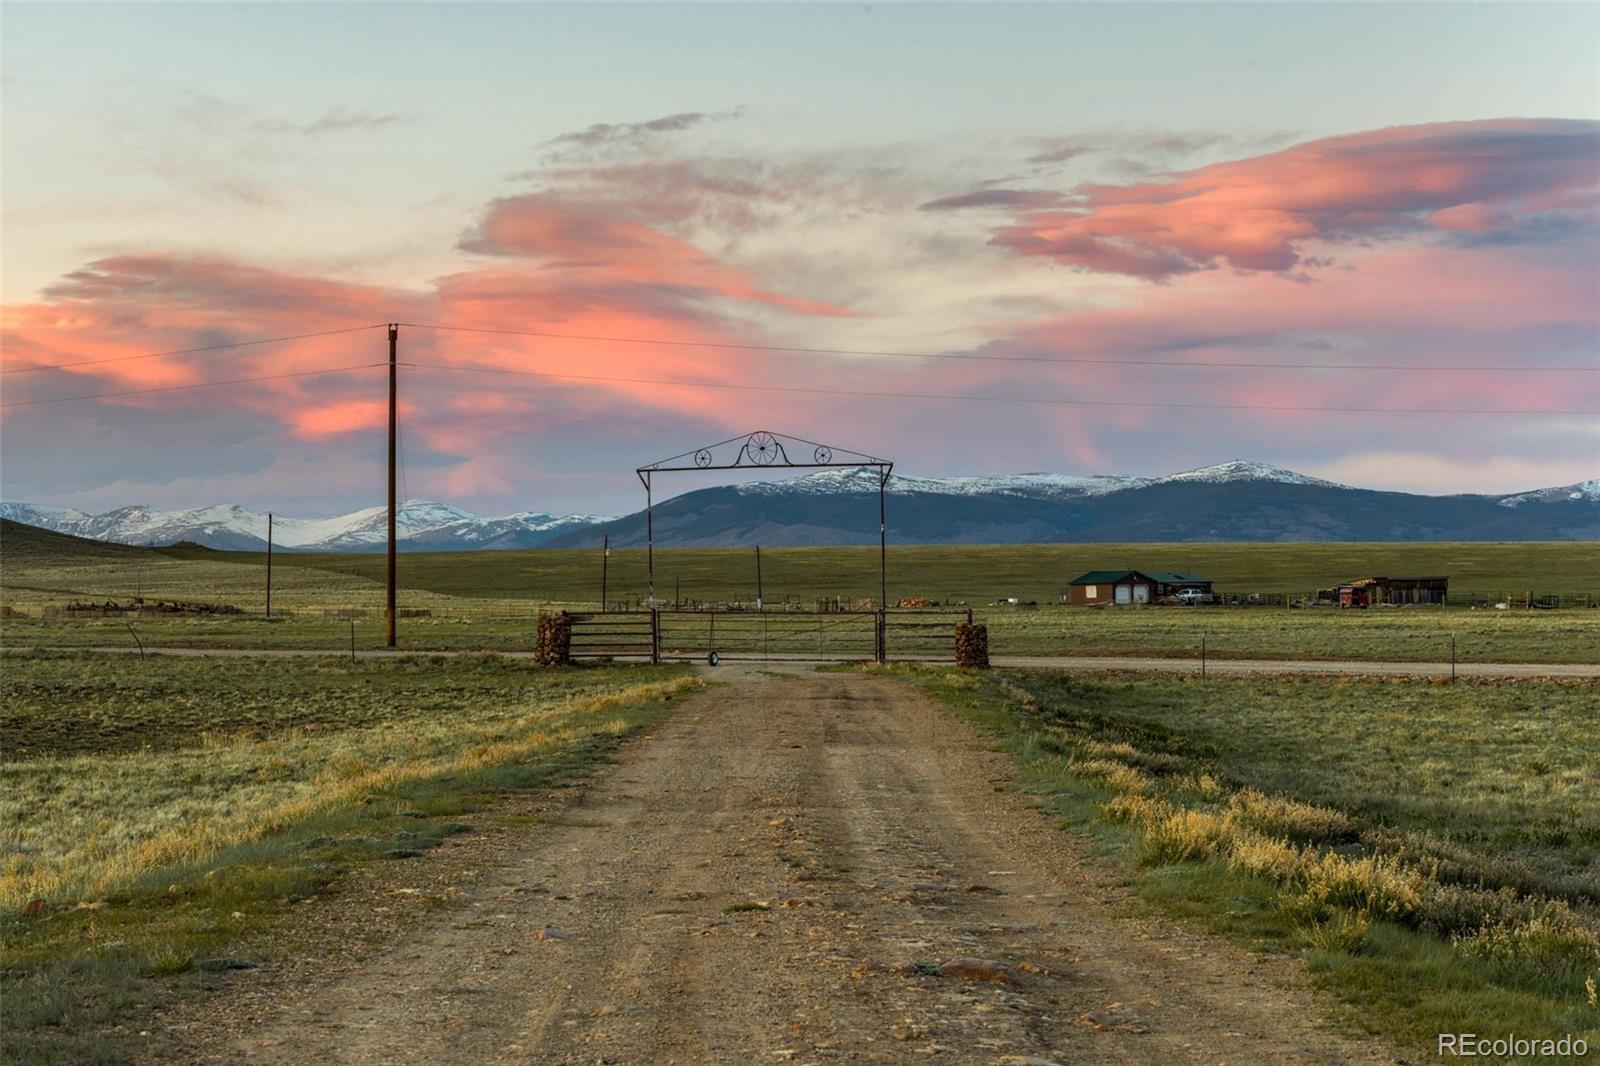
(913, 667), (1600, 1062)
(180, 537), (1600, 603)
(1, 650), (692, 1063)
(3, 522), (1596, 662)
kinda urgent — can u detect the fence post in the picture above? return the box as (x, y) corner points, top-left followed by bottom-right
(1451, 632), (1457, 683)
(651, 608), (660, 665)
(875, 609), (886, 664)
(125, 622), (145, 660)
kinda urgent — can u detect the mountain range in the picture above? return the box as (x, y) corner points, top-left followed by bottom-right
(0, 500), (607, 552)
(3, 461), (1596, 551)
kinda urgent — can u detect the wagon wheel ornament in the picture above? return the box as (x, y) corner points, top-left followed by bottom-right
(813, 446), (833, 463)
(693, 448), (713, 468)
(745, 432), (779, 465)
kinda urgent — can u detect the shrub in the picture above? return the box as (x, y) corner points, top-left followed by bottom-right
(1104, 792), (1169, 825)
(1297, 851), (1425, 921)
(1453, 915), (1600, 990)
(1299, 910), (1373, 954)
(1071, 758), (1156, 795)
(1139, 807), (1235, 865)
(1227, 831), (1303, 882)
(1228, 788), (1354, 844)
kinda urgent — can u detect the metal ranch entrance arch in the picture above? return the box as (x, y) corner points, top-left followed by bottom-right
(636, 431), (893, 608)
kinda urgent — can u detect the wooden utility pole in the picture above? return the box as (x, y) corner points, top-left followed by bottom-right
(755, 545), (763, 609)
(386, 324), (398, 648)
(265, 512), (273, 618)
(601, 533), (610, 612)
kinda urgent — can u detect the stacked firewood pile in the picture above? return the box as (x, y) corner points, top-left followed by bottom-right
(535, 612), (572, 666)
(895, 596), (932, 608)
(954, 622), (989, 669)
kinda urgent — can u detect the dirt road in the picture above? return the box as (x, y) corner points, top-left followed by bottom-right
(172, 671), (1397, 1065)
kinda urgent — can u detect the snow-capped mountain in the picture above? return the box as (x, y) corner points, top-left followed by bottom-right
(0, 500), (609, 552)
(1148, 460), (1345, 489)
(543, 461), (1600, 546)
(5, 461), (1597, 550)
(1496, 480), (1600, 508)
(735, 467), (1144, 499)
(734, 460), (1343, 501)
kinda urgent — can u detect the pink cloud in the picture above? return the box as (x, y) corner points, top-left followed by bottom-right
(293, 400), (393, 437)
(2, 189), (858, 447)
(1428, 202), (1503, 234)
(459, 193), (853, 318)
(989, 119), (1600, 279)
(4, 118), (1593, 515)
(985, 237), (1597, 423)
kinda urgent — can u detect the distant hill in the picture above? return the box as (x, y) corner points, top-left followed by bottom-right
(5, 460), (1597, 551)
(544, 461), (1600, 547)
(0, 517), (148, 564)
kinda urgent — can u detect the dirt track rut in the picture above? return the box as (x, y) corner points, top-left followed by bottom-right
(180, 671), (1398, 1065)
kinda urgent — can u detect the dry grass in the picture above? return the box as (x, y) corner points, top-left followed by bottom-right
(0, 653), (696, 910)
(913, 667), (1600, 1057)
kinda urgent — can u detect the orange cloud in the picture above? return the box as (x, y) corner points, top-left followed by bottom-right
(2, 186), (859, 446)
(292, 400), (392, 437)
(4, 120), (1593, 513)
(990, 119), (1600, 279)
(460, 193), (853, 318)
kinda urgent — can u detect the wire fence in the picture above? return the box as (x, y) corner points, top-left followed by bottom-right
(6, 596), (1598, 665)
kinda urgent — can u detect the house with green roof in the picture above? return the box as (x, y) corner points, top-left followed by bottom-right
(1066, 569), (1214, 606)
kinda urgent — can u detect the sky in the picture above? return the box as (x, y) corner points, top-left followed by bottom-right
(2, 1), (1597, 518)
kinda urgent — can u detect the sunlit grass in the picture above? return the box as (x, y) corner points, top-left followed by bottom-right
(911, 667), (1600, 1062)
(1, 650), (696, 1063)
(0, 652), (694, 910)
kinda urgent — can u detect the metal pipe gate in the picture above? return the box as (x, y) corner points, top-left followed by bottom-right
(567, 608), (970, 664)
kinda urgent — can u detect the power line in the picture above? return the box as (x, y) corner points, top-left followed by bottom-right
(401, 361), (1596, 417)
(0, 324), (387, 376)
(396, 321), (1598, 374)
(0, 363), (389, 409)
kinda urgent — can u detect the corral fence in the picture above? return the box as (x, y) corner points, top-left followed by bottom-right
(566, 608), (973, 664)
(1034, 590), (1600, 610)
(1447, 591), (1598, 609)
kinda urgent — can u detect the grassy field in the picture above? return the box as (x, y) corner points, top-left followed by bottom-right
(9, 604), (1595, 663)
(4, 522), (1597, 662)
(1, 651), (694, 1062)
(909, 667), (1600, 1061)
(0, 652), (691, 909)
(981, 603), (1600, 663)
(184, 537), (1600, 603)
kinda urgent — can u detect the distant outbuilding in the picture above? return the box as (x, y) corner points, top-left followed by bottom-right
(1067, 570), (1214, 606)
(1336, 576), (1448, 607)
